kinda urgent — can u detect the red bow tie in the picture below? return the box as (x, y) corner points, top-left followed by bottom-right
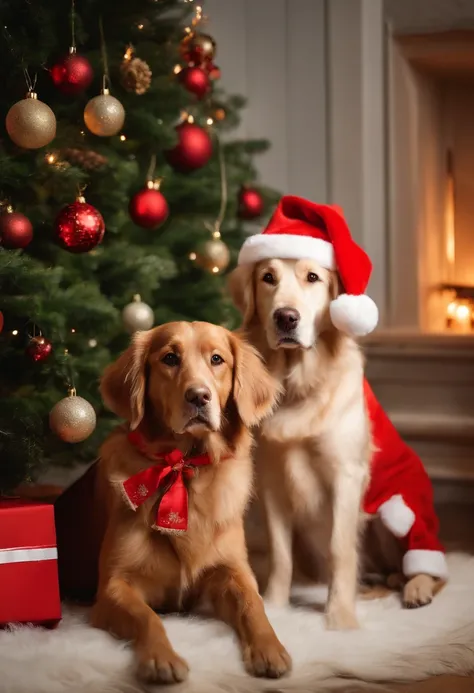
(121, 431), (212, 533)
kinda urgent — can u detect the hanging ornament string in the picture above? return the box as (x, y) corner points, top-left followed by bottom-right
(99, 16), (110, 91)
(147, 153), (157, 182)
(23, 68), (37, 94)
(70, 0), (76, 51)
(205, 134), (227, 240)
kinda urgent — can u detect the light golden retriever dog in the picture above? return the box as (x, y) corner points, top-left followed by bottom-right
(91, 321), (291, 684)
(229, 254), (443, 627)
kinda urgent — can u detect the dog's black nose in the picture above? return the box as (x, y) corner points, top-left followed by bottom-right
(274, 308), (300, 332)
(185, 386), (212, 408)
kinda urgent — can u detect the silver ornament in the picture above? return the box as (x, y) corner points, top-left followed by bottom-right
(6, 92), (56, 149)
(50, 389), (96, 443)
(84, 89), (125, 137)
(122, 294), (154, 334)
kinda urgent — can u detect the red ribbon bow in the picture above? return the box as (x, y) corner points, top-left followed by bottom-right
(121, 431), (212, 533)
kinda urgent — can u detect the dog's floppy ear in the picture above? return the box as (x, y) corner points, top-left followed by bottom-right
(230, 333), (281, 427)
(100, 330), (153, 430)
(228, 265), (255, 327)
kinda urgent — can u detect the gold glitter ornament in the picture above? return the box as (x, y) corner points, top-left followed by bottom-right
(6, 92), (56, 149)
(49, 389), (96, 443)
(84, 88), (125, 137)
(195, 238), (230, 274)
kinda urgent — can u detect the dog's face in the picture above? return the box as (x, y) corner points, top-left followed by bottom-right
(229, 259), (336, 350)
(100, 321), (279, 436)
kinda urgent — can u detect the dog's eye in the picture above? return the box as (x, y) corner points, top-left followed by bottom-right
(307, 272), (320, 283)
(162, 352), (180, 367)
(262, 272), (275, 285)
(211, 354), (224, 366)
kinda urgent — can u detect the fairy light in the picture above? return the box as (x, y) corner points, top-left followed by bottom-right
(206, 117), (214, 125)
(187, 114), (195, 124)
(12, 330), (18, 336)
(120, 134), (127, 141)
(71, 328), (76, 334)
(212, 230), (221, 239)
(123, 45), (133, 61)
(137, 23), (144, 30)
(88, 338), (97, 348)
(45, 152), (57, 164)
(189, 252), (197, 261)
(173, 65), (182, 75)
(212, 266), (219, 274)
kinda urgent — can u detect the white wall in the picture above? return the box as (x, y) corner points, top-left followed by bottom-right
(207, 0), (387, 324)
(385, 0), (474, 33)
(206, 0), (328, 202)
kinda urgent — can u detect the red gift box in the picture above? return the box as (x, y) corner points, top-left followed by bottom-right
(0, 499), (61, 625)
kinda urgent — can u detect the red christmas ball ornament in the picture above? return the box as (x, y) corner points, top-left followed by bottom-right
(129, 182), (169, 229)
(26, 336), (52, 363)
(0, 207), (33, 249)
(54, 195), (105, 253)
(178, 66), (210, 100)
(165, 122), (213, 174)
(238, 186), (264, 220)
(50, 49), (94, 96)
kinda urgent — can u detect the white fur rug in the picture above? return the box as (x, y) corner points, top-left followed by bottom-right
(1, 554), (474, 693)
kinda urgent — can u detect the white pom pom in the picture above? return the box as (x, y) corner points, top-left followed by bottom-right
(329, 294), (378, 337)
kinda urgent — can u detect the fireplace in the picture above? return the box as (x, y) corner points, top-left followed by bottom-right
(388, 30), (474, 333)
(364, 29), (474, 488)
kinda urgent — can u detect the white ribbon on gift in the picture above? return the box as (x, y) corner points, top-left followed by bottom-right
(0, 547), (58, 565)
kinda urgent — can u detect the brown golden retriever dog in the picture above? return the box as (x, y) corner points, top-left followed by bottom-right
(91, 321), (291, 684)
(229, 260), (441, 627)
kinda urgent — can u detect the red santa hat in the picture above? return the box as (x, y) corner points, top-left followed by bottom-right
(238, 195), (378, 337)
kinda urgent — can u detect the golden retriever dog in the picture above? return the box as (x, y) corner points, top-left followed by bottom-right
(91, 321), (291, 684)
(229, 223), (446, 626)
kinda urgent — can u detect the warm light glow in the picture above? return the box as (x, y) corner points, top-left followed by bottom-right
(71, 328), (76, 333)
(123, 45), (133, 61)
(120, 134), (126, 141)
(455, 304), (470, 321)
(64, 348), (69, 355)
(189, 252), (197, 261)
(45, 152), (57, 164)
(137, 23), (144, 30)
(212, 230), (221, 239)
(206, 117), (214, 125)
(212, 266), (219, 274)
(445, 155), (456, 281)
(447, 301), (458, 317)
(12, 330), (18, 336)
(88, 338), (97, 348)
(187, 115), (195, 124)
(173, 64), (182, 75)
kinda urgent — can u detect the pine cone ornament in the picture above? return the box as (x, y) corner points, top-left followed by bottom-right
(120, 56), (152, 95)
(63, 148), (108, 171)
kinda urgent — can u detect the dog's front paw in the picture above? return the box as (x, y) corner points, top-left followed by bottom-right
(403, 574), (435, 609)
(325, 603), (359, 630)
(136, 645), (189, 685)
(244, 635), (292, 679)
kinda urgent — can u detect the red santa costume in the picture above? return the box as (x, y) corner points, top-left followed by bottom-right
(238, 195), (448, 581)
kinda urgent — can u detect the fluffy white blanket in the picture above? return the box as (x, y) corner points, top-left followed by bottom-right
(1, 554), (473, 693)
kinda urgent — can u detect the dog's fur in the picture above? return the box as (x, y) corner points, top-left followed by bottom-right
(229, 258), (439, 626)
(91, 321), (291, 684)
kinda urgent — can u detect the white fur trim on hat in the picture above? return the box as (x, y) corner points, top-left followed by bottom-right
(403, 550), (448, 580)
(378, 495), (415, 538)
(238, 233), (335, 269)
(330, 294), (378, 337)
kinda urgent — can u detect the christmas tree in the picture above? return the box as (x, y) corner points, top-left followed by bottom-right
(0, 0), (277, 493)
